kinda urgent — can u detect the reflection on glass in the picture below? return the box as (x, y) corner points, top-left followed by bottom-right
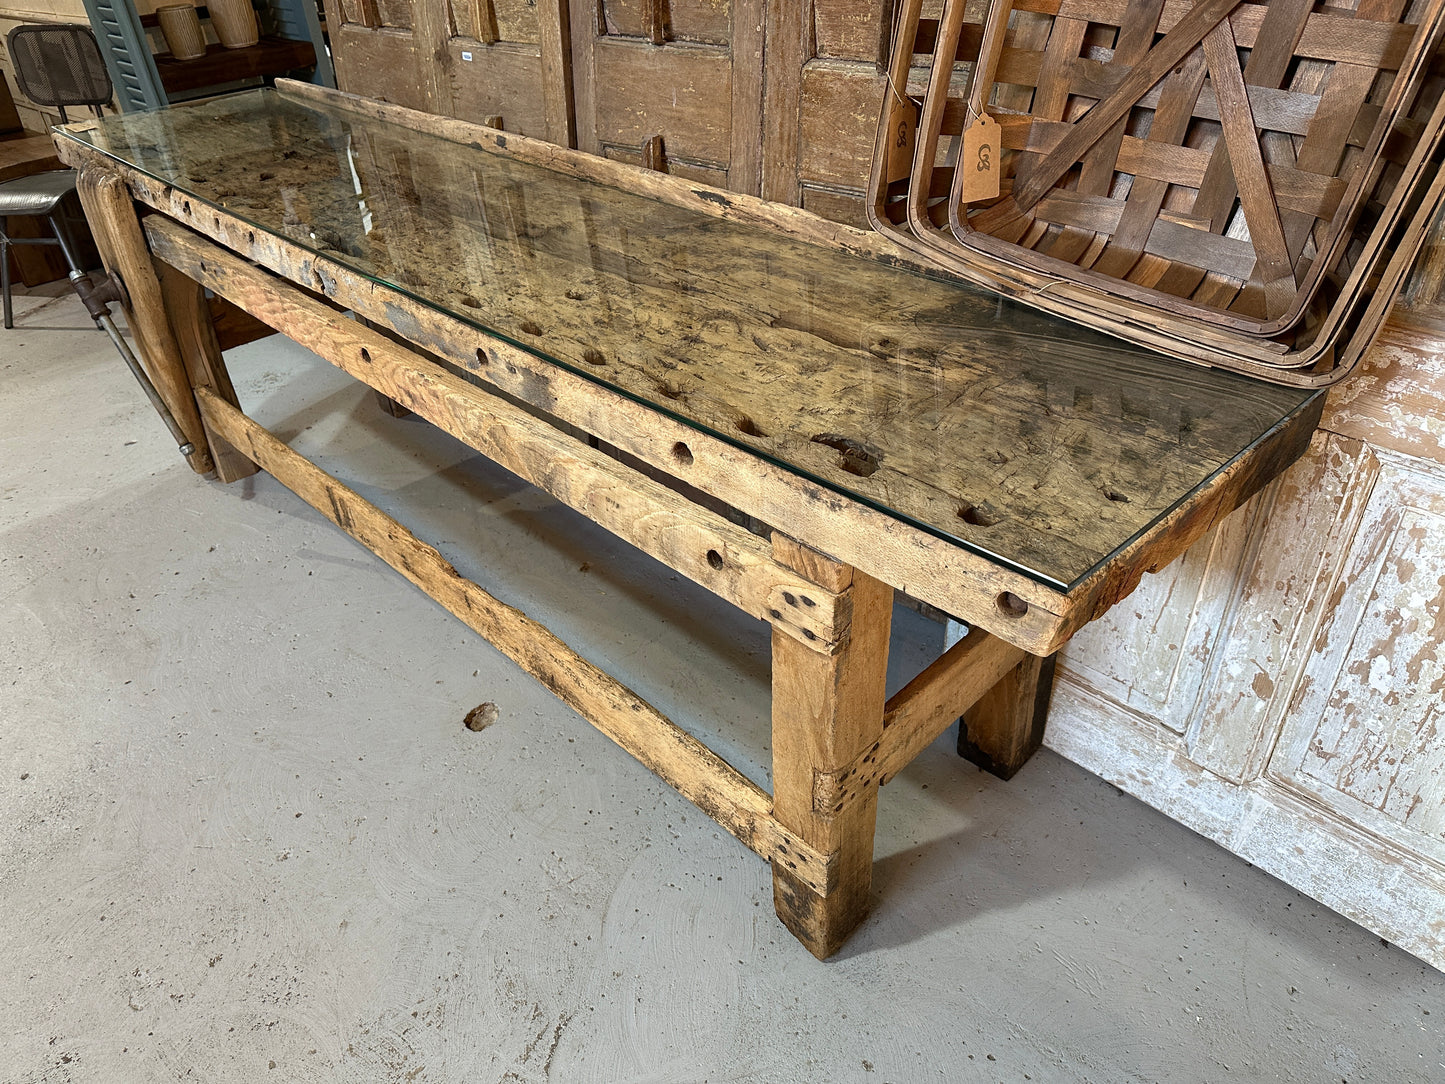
(63, 90), (1319, 588)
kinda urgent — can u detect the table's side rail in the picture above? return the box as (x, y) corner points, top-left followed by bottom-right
(147, 217), (847, 651)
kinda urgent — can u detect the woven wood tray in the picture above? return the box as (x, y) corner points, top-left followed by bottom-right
(867, 0), (1445, 384)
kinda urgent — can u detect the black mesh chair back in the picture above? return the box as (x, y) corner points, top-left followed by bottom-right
(7, 24), (112, 123)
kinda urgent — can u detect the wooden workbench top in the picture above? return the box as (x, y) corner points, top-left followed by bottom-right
(55, 88), (1319, 598)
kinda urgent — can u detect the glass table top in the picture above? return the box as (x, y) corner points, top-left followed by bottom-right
(59, 89), (1320, 590)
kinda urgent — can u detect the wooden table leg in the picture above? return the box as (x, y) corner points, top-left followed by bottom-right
(74, 170), (214, 475)
(770, 534), (893, 958)
(155, 260), (260, 484)
(958, 651), (1057, 780)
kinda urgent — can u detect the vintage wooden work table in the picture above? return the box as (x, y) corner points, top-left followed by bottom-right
(52, 83), (1323, 958)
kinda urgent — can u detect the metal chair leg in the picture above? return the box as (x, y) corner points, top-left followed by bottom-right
(1, 216), (12, 330)
(47, 207), (85, 279)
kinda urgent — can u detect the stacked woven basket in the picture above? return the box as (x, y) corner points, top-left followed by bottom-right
(868, 0), (1445, 385)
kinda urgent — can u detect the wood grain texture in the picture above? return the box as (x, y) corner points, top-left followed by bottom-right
(760, 0), (807, 203)
(73, 170), (213, 476)
(592, 40), (733, 166)
(65, 94), (1310, 585)
(55, 94), (1321, 657)
(537, 0), (576, 145)
(770, 538), (892, 958)
(193, 385), (835, 895)
(150, 220), (848, 650)
(446, 44), (550, 141)
(1322, 321), (1445, 467)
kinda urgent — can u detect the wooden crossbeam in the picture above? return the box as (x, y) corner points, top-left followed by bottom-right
(193, 387), (835, 895)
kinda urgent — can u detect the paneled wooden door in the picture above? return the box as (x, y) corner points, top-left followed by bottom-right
(321, 0), (574, 143)
(759, 0), (898, 225)
(321, 0), (451, 112)
(567, 0), (766, 191)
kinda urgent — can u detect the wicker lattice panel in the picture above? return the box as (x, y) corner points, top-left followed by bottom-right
(867, 0), (1445, 384)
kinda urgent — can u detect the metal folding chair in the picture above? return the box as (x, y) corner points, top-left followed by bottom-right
(1, 24), (109, 329)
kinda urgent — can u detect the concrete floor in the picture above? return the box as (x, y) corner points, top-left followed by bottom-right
(2, 283), (1442, 1083)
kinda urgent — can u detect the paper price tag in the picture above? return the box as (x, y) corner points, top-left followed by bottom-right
(885, 97), (920, 185)
(960, 111), (1001, 204)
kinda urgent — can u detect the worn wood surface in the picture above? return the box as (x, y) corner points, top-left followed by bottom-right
(193, 384), (836, 895)
(1321, 319), (1445, 466)
(55, 95), (1322, 654)
(770, 537), (893, 959)
(1272, 448), (1445, 866)
(73, 170), (213, 476)
(57, 93), (1313, 583)
(1051, 386), (1445, 971)
(149, 219), (848, 649)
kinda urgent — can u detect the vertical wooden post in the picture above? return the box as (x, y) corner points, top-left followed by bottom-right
(537, 0), (576, 147)
(770, 534), (892, 958)
(958, 652), (1056, 780)
(154, 260), (259, 484)
(75, 170), (213, 475)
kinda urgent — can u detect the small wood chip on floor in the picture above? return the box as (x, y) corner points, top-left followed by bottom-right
(463, 702), (499, 732)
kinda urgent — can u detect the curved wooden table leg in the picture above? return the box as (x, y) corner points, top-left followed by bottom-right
(769, 534), (893, 958)
(74, 169), (214, 475)
(155, 259), (259, 484)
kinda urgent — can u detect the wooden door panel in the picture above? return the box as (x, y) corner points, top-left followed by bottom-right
(572, 0), (761, 192)
(763, 0), (900, 222)
(1059, 497), (1259, 739)
(1048, 428), (1445, 969)
(813, 0), (891, 59)
(448, 0), (543, 41)
(445, 0), (572, 144)
(797, 62), (886, 226)
(374, 0), (416, 26)
(327, 23), (431, 109)
(601, 0), (732, 44)
(1270, 451), (1445, 870)
(592, 40), (734, 171)
(1187, 434), (1379, 782)
(448, 44), (552, 137)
